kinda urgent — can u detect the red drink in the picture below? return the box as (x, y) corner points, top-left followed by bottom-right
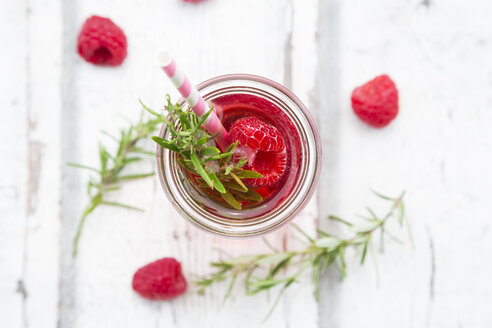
(157, 74), (321, 236)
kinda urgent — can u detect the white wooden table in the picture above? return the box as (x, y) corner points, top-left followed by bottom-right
(2, 0), (492, 327)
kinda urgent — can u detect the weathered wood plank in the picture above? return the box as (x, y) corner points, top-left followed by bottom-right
(22, 0), (63, 327)
(0, 0), (64, 327)
(282, 0), (319, 326)
(59, 0), (320, 327)
(0, 1), (28, 327)
(318, 1), (492, 327)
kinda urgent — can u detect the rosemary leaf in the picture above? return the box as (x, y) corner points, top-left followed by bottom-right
(118, 172), (154, 181)
(122, 157), (143, 165)
(236, 157), (248, 168)
(222, 181), (249, 193)
(209, 172), (226, 194)
(220, 140), (238, 166)
(271, 255), (293, 277)
(360, 241), (369, 265)
(131, 147), (155, 156)
(138, 98), (160, 117)
(224, 166), (233, 175)
(231, 189), (263, 202)
(223, 273), (238, 303)
(193, 107), (214, 134)
(229, 172), (248, 192)
(195, 136), (209, 146)
(256, 252), (293, 265)
(100, 201), (144, 211)
(220, 191), (242, 210)
(151, 136), (180, 152)
(200, 147), (221, 156)
(328, 215), (353, 226)
(314, 236), (341, 250)
(190, 151), (213, 188)
(235, 170), (264, 179)
(67, 162), (100, 173)
(203, 152), (233, 162)
(177, 158), (196, 173)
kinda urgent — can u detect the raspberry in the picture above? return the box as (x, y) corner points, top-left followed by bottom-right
(77, 15), (127, 66)
(132, 258), (187, 300)
(229, 117), (284, 153)
(351, 74), (399, 128)
(229, 117), (287, 187)
(245, 149), (287, 187)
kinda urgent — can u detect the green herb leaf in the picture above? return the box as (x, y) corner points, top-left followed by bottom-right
(235, 170), (264, 179)
(151, 136), (180, 152)
(122, 157), (142, 165)
(248, 279), (285, 290)
(131, 147), (155, 156)
(256, 252), (293, 265)
(315, 236), (341, 249)
(224, 166), (233, 175)
(177, 158), (196, 173)
(371, 190), (395, 201)
(139, 98), (161, 117)
(223, 273), (237, 302)
(177, 111), (190, 130)
(231, 189), (263, 202)
(193, 107), (214, 134)
(203, 152), (233, 162)
(221, 180), (248, 193)
(229, 172), (248, 192)
(118, 172), (154, 181)
(209, 172), (226, 194)
(360, 241), (369, 264)
(224, 255), (259, 265)
(271, 255), (292, 277)
(220, 191), (242, 210)
(195, 136), (209, 146)
(190, 151), (213, 188)
(220, 140), (238, 166)
(100, 201), (144, 211)
(236, 157), (248, 168)
(200, 147), (221, 156)
(67, 162), (100, 173)
(351, 220), (382, 233)
(328, 215), (353, 226)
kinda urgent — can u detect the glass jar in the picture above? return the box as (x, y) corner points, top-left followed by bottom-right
(157, 74), (321, 237)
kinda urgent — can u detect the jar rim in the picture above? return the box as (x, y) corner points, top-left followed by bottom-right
(156, 74), (322, 237)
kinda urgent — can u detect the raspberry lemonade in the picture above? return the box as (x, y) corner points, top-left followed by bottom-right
(153, 60), (321, 236)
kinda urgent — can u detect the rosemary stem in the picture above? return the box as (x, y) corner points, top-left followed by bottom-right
(72, 193), (101, 257)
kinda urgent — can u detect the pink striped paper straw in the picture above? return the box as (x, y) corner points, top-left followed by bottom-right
(157, 52), (229, 149)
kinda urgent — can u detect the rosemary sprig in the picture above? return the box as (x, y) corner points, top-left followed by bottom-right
(69, 95), (263, 256)
(142, 96), (263, 210)
(68, 112), (164, 257)
(196, 191), (407, 319)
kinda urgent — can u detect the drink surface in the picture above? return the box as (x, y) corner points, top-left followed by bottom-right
(187, 93), (302, 216)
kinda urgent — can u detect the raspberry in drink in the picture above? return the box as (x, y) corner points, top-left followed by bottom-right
(205, 93), (302, 211)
